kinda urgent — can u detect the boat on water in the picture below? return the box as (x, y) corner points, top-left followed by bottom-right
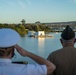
(28, 31), (35, 37)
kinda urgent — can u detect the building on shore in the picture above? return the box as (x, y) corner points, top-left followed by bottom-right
(28, 31), (54, 38)
(35, 31), (45, 37)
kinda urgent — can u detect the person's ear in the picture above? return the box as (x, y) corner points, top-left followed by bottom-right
(74, 38), (76, 43)
(60, 39), (63, 45)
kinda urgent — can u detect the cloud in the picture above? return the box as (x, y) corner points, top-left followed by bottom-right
(3, 0), (32, 8)
(70, 0), (76, 3)
(17, 0), (32, 7)
(74, 0), (76, 3)
(3, 0), (15, 7)
(26, 0), (31, 5)
(45, 0), (49, 1)
(17, 0), (25, 7)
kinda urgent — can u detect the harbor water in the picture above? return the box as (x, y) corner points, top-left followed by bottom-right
(12, 32), (76, 64)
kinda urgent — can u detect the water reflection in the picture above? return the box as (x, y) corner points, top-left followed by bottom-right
(38, 38), (45, 52)
(19, 37), (26, 48)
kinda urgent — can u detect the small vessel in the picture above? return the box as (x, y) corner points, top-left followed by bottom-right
(28, 31), (35, 37)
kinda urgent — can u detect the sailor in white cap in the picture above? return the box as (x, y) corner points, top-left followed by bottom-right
(0, 28), (55, 75)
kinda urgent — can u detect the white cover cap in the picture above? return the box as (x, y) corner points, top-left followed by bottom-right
(0, 28), (20, 48)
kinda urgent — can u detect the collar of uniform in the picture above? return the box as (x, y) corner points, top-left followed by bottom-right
(0, 58), (11, 63)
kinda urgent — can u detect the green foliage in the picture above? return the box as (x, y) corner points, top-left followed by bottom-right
(14, 25), (27, 36)
(25, 24), (51, 32)
(0, 23), (51, 36)
(0, 24), (27, 36)
(0, 24), (4, 28)
(21, 19), (26, 25)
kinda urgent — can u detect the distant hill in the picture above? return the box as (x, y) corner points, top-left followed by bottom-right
(26, 21), (76, 27)
(44, 21), (76, 27)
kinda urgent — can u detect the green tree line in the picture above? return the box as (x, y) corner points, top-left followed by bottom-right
(0, 23), (51, 36)
(25, 24), (51, 32)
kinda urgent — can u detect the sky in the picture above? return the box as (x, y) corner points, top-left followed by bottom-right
(0, 0), (76, 24)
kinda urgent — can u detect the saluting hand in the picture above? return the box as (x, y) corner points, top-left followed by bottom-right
(14, 44), (29, 57)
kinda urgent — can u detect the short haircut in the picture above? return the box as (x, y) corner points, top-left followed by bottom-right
(61, 38), (75, 44)
(0, 46), (14, 57)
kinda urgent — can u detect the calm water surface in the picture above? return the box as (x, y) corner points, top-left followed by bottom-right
(12, 32), (76, 64)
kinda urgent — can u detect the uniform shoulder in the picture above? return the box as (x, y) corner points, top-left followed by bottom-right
(51, 48), (63, 55)
(47, 48), (62, 59)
